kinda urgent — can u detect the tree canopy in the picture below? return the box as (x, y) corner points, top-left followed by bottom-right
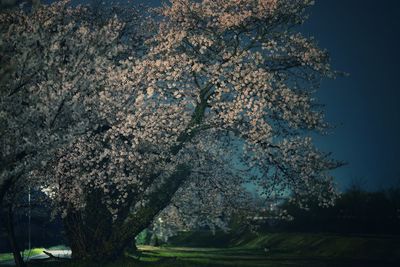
(0, 0), (342, 261)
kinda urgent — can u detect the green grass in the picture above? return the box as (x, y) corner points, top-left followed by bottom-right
(1, 233), (399, 267)
(170, 231), (400, 260)
(231, 232), (400, 260)
(0, 246), (70, 262)
(15, 244), (399, 267)
(0, 248), (44, 261)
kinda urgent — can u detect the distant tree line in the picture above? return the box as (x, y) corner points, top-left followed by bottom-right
(259, 186), (400, 235)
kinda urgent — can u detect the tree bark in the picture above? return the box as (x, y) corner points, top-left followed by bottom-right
(111, 164), (191, 252)
(63, 191), (115, 260)
(0, 176), (13, 206)
(4, 205), (26, 267)
(62, 164), (191, 262)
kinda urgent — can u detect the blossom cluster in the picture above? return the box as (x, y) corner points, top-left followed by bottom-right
(1, 0), (341, 229)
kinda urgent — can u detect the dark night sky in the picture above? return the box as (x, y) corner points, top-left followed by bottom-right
(304, 0), (400, 190)
(67, 0), (400, 190)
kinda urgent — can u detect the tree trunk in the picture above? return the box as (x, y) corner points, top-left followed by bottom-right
(0, 176), (13, 206)
(64, 211), (125, 261)
(62, 164), (191, 262)
(63, 191), (117, 261)
(63, 210), (89, 259)
(4, 205), (26, 267)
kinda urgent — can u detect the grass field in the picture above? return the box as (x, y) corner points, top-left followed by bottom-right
(1, 233), (399, 267)
(0, 248), (44, 262)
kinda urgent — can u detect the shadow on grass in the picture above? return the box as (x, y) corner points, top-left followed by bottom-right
(5, 245), (394, 267)
(19, 258), (400, 267)
(2, 233), (400, 267)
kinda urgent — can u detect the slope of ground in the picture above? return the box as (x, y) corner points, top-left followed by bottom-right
(1, 233), (399, 266)
(169, 231), (400, 262)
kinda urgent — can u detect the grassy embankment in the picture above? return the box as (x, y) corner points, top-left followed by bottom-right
(1, 233), (399, 267)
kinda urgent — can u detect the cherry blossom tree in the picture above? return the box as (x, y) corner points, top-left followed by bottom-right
(0, 0), (146, 202)
(0, 1), (146, 264)
(2, 0), (342, 262)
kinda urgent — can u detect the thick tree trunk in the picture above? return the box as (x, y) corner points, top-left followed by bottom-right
(62, 164), (191, 262)
(63, 191), (117, 261)
(0, 176), (13, 206)
(4, 205), (26, 267)
(112, 164), (191, 251)
(64, 221), (127, 261)
(64, 212), (125, 261)
(63, 211), (89, 259)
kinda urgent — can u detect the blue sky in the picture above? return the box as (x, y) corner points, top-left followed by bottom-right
(303, 0), (400, 190)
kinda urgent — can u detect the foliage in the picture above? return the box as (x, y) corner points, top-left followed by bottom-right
(0, 0), (146, 203)
(1, 0), (342, 260)
(279, 187), (400, 234)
